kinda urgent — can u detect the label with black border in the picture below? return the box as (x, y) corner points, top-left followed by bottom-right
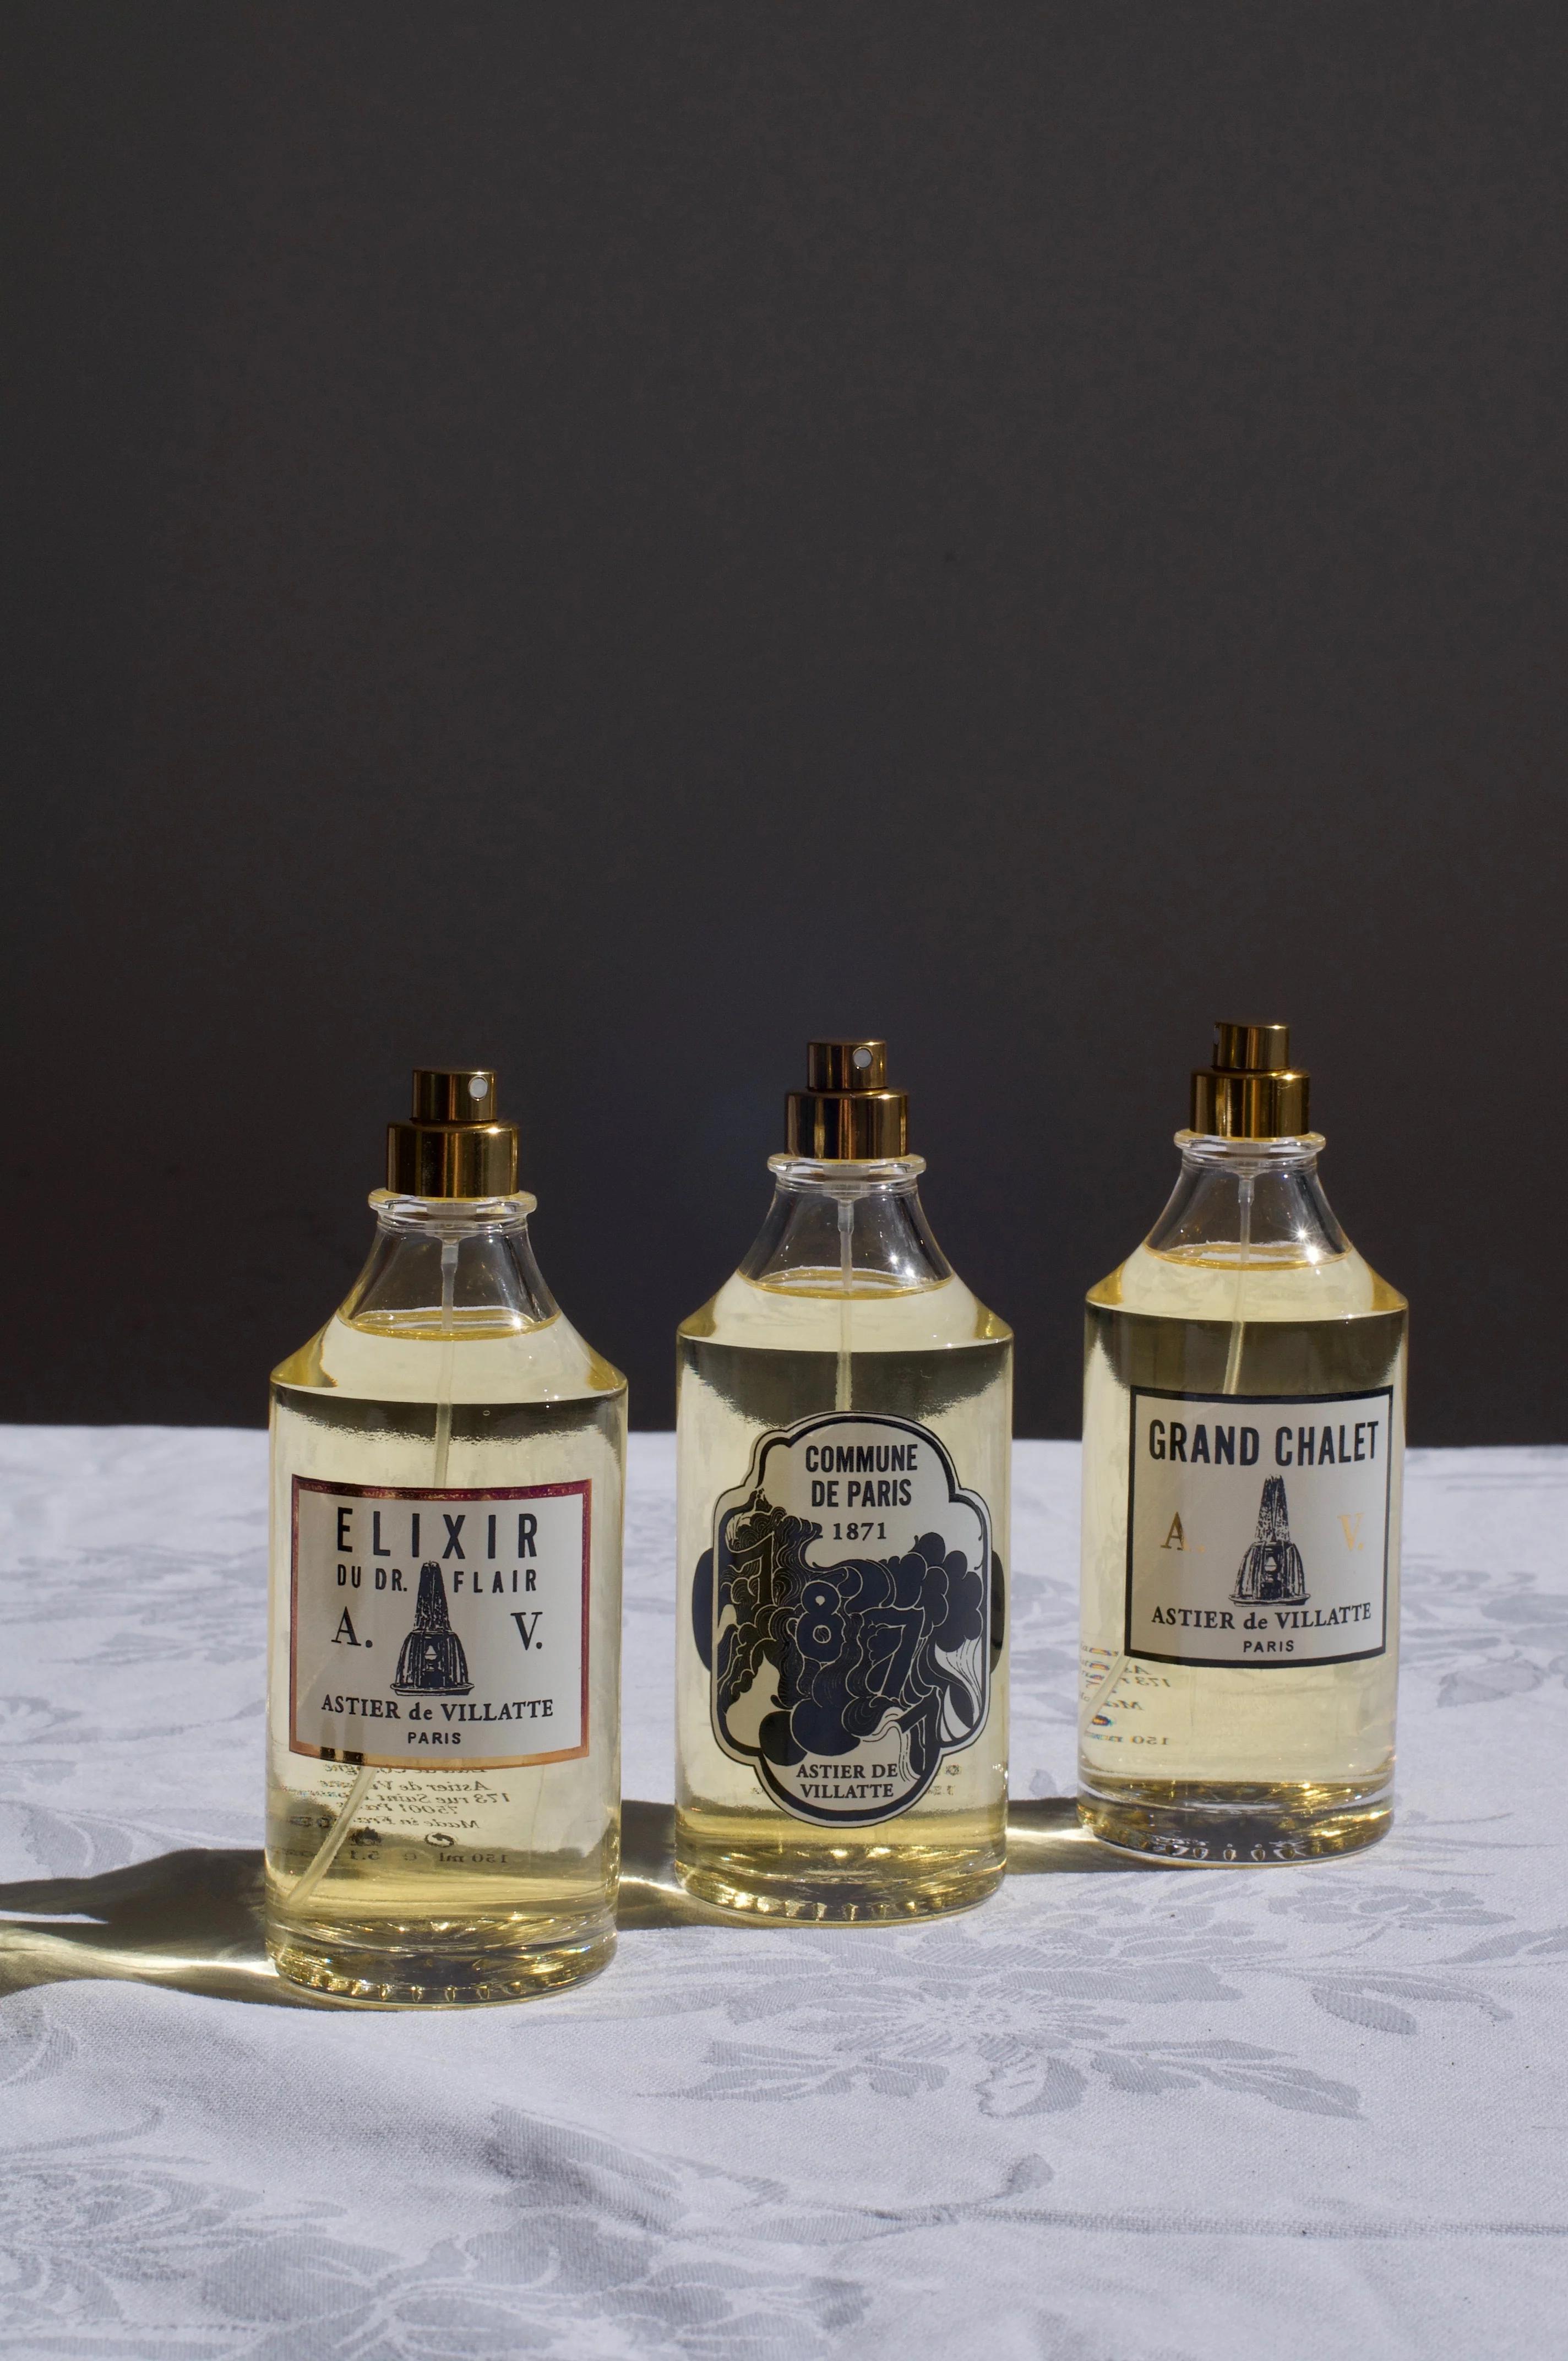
(1125, 1389), (1392, 1669)
(691, 1412), (997, 1825)
(289, 1477), (590, 1767)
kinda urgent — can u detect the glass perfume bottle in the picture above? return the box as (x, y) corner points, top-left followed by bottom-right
(265, 1069), (625, 2003)
(1079, 1024), (1406, 1863)
(676, 1041), (1011, 1921)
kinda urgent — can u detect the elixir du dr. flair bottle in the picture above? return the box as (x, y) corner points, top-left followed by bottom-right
(676, 1041), (1011, 1921)
(1079, 1024), (1406, 1863)
(265, 1069), (625, 2003)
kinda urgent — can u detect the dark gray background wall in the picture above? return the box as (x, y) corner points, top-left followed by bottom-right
(5, 2), (1565, 1440)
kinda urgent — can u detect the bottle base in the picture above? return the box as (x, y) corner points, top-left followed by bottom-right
(266, 1916), (616, 2006)
(674, 1856), (1003, 1923)
(1077, 1777), (1391, 1865)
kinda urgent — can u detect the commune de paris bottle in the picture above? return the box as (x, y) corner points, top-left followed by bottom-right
(1079, 1023), (1406, 1863)
(676, 1040), (1011, 1921)
(265, 1069), (625, 2003)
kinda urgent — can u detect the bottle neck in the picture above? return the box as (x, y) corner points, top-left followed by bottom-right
(738, 1155), (952, 1294)
(1145, 1131), (1349, 1266)
(339, 1190), (558, 1335)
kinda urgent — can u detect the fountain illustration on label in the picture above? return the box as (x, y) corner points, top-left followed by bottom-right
(391, 1560), (473, 1696)
(1232, 1475), (1309, 1607)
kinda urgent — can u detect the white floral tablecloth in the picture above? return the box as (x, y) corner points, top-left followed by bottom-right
(1, 1428), (1566, 2360)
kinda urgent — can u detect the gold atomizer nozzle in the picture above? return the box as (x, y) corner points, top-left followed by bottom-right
(786, 1039), (909, 1159)
(1190, 1021), (1310, 1140)
(386, 1067), (519, 1196)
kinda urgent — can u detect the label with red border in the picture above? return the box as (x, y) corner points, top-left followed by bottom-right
(289, 1478), (590, 1767)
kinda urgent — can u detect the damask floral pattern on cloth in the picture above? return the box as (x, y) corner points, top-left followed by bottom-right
(2, 1429), (1566, 2359)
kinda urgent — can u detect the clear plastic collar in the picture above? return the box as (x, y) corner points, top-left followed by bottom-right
(767, 1153), (925, 1199)
(370, 1188), (537, 1234)
(1175, 1131), (1325, 1171)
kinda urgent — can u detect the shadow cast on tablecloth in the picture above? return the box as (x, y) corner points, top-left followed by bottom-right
(0, 1798), (1148, 2008)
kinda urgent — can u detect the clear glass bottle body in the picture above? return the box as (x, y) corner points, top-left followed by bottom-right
(1079, 1133), (1406, 1863)
(266, 1191), (625, 2003)
(676, 1157), (1011, 1921)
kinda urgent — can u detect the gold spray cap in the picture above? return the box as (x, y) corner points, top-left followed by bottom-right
(786, 1040), (909, 1159)
(1190, 1021), (1310, 1140)
(386, 1068), (519, 1196)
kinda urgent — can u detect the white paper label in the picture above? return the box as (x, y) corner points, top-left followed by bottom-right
(1125, 1389), (1392, 1668)
(289, 1478), (590, 1767)
(699, 1413), (995, 1824)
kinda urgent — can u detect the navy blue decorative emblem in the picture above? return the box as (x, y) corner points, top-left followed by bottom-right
(693, 1414), (998, 1824)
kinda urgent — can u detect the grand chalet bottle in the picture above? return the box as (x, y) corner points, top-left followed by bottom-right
(1079, 1023), (1406, 1863)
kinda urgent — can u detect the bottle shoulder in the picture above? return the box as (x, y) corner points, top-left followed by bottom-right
(271, 1310), (626, 1405)
(1088, 1242), (1406, 1322)
(681, 1269), (1011, 1352)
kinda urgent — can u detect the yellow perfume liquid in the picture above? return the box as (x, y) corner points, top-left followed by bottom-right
(264, 1070), (625, 2004)
(1079, 1025), (1406, 1864)
(676, 1042), (1011, 1922)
